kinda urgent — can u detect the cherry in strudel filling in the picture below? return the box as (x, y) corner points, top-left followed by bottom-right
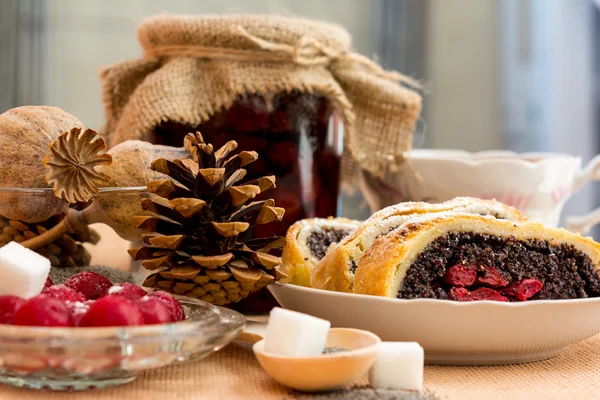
(397, 232), (600, 301)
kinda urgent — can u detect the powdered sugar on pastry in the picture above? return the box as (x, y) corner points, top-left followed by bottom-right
(310, 198), (526, 293)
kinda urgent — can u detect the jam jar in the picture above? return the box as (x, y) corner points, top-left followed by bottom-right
(149, 90), (344, 237)
(148, 91), (344, 314)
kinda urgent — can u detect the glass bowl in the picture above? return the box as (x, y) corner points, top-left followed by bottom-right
(0, 297), (245, 391)
(0, 186), (154, 276)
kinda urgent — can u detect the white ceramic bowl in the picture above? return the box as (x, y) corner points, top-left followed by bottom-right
(268, 283), (600, 365)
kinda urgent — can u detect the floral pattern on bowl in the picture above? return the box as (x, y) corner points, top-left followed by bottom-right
(359, 149), (600, 234)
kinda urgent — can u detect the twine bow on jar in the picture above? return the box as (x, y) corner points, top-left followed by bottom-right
(143, 26), (422, 90)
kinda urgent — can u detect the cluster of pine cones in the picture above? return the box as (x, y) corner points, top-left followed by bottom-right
(0, 213), (98, 268)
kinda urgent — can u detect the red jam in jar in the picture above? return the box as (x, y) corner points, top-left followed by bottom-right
(150, 90), (344, 238)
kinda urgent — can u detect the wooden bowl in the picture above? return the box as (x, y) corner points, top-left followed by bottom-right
(252, 328), (380, 392)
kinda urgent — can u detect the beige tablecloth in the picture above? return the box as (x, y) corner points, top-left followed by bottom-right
(0, 333), (599, 400)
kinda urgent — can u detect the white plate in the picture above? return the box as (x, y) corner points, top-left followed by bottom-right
(268, 283), (600, 365)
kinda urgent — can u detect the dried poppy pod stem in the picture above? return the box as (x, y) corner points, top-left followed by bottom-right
(20, 207), (100, 250)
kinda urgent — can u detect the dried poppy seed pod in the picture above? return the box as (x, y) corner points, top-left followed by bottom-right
(96, 140), (192, 242)
(20, 139), (194, 251)
(0, 106), (83, 223)
(43, 128), (112, 203)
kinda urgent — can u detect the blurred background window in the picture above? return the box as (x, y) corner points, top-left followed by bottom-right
(0, 0), (599, 230)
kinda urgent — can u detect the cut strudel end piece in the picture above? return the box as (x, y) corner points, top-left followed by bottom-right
(281, 217), (361, 287)
(310, 197), (526, 293)
(354, 212), (600, 301)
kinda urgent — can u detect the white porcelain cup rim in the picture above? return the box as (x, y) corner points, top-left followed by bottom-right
(399, 150), (600, 235)
(407, 149), (581, 163)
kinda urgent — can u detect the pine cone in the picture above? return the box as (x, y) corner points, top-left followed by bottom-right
(0, 213), (99, 268)
(129, 132), (288, 305)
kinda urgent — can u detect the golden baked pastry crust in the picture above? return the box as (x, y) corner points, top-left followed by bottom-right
(281, 217), (360, 286)
(310, 197), (526, 293)
(354, 212), (600, 297)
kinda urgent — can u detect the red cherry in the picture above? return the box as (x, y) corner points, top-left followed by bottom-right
(42, 285), (86, 303)
(225, 95), (270, 133)
(475, 265), (509, 288)
(137, 297), (175, 325)
(244, 153), (268, 179)
(469, 287), (509, 302)
(0, 295), (26, 324)
(146, 291), (185, 321)
(443, 265), (478, 287)
(44, 277), (54, 289)
(79, 296), (144, 327)
(269, 110), (293, 132)
(272, 184), (303, 215)
(66, 301), (89, 326)
(199, 109), (232, 132)
(448, 287), (470, 301)
(64, 271), (113, 300)
(107, 283), (147, 301)
(13, 295), (73, 327)
(235, 130), (270, 150)
(502, 279), (543, 301)
(267, 140), (298, 171)
(448, 287), (509, 302)
(313, 152), (341, 217)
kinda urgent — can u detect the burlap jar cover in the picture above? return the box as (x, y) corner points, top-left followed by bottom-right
(100, 14), (422, 183)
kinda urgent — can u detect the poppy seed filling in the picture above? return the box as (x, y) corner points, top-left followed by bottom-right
(307, 228), (353, 260)
(398, 232), (600, 300)
(347, 213), (509, 275)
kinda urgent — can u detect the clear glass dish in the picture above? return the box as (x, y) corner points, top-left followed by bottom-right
(0, 297), (245, 391)
(0, 186), (154, 277)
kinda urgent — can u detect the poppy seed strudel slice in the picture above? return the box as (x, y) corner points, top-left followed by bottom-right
(281, 217), (361, 286)
(354, 212), (600, 301)
(310, 197), (526, 293)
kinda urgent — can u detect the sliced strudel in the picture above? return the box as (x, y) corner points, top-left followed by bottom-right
(310, 197), (526, 293)
(281, 217), (361, 286)
(354, 213), (600, 301)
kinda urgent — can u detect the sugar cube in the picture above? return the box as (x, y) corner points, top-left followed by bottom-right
(264, 307), (331, 357)
(0, 242), (51, 299)
(369, 342), (424, 391)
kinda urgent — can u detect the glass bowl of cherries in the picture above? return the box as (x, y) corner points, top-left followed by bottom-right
(0, 270), (245, 391)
